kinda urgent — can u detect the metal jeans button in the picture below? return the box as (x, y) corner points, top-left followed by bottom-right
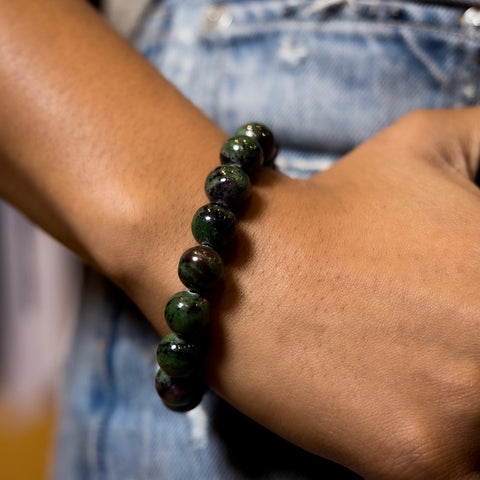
(202, 4), (232, 34)
(461, 7), (480, 27)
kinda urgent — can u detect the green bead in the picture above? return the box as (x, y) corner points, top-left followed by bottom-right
(178, 245), (223, 292)
(235, 122), (278, 165)
(156, 333), (202, 377)
(205, 165), (251, 210)
(165, 291), (209, 337)
(155, 369), (204, 412)
(220, 135), (264, 174)
(191, 203), (236, 249)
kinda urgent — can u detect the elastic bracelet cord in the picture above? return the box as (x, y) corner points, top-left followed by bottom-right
(155, 122), (278, 412)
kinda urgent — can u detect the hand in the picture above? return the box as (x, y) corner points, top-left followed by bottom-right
(0, 2), (477, 476)
(121, 108), (479, 480)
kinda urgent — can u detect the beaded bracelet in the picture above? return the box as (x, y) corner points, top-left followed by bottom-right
(155, 122), (278, 412)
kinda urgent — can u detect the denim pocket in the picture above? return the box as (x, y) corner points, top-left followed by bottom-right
(137, 0), (480, 177)
(191, 1), (480, 166)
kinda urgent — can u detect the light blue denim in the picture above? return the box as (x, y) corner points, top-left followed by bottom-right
(56, 1), (480, 479)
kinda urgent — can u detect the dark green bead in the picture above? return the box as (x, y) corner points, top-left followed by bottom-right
(165, 291), (209, 337)
(191, 203), (236, 248)
(235, 122), (278, 165)
(220, 135), (263, 174)
(156, 333), (202, 377)
(205, 165), (251, 210)
(178, 245), (223, 292)
(155, 369), (204, 412)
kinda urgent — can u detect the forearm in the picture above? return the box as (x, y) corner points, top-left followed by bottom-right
(0, 0), (225, 276)
(1, 2), (479, 477)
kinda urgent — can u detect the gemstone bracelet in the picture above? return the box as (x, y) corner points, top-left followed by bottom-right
(155, 122), (277, 411)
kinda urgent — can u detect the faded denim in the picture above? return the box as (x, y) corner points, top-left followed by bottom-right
(56, 1), (480, 479)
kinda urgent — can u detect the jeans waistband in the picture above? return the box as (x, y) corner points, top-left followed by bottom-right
(189, 0), (480, 43)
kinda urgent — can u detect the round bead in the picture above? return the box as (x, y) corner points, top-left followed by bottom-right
(220, 135), (264, 174)
(156, 333), (202, 377)
(178, 245), (223, 292)
(205, 165), (251, 210)
(191, 203), (236, 249)
(165, 291), (209, 337)
(155, 369), (204, 412)
(235, 122), (278, 165)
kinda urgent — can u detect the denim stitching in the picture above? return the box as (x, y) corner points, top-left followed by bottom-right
(95, 298), (123, 480)
(401, 28), (451, 85)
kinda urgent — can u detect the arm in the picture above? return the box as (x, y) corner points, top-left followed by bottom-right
(0, 0), (226, 274)
(0, 1), (479, 479)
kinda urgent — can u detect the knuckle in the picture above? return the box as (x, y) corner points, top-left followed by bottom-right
(381, 424), (441, 480)
(369, 415), (469, 480)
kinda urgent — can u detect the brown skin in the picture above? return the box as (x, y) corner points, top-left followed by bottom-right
(0, 1), (478, 479)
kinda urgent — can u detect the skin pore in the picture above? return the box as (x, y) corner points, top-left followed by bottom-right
(0, 1), (478, 479)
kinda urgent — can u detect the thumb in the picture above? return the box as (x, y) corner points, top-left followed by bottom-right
(312, 107), (480, 186)
(408, 107), (480, 182)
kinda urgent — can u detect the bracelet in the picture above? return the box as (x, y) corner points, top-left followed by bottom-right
(155, 122), (278, 412)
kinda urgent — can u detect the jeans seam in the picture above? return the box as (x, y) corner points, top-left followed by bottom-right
(95, 297), (123, 480)
(201, 20), (472, 42)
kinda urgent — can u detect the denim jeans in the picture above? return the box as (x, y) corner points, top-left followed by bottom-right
(55, 1), (480, 479)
